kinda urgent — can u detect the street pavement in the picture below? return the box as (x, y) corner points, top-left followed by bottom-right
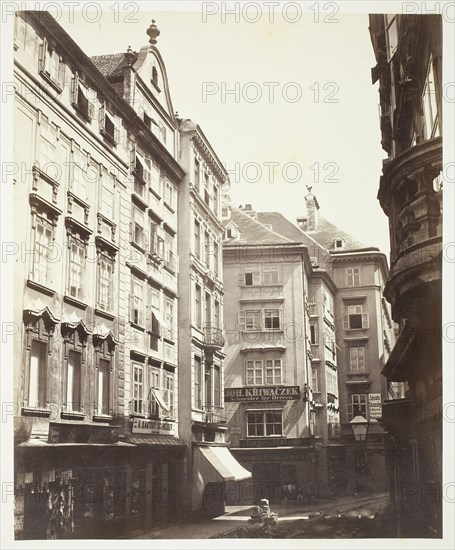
(130, 492), (392, 539)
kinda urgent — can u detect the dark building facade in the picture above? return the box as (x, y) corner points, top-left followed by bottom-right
(369, 14), (443, 536)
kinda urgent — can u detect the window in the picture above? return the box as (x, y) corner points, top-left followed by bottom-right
(97, 253), (114, 311)
(28, 340), (47, 408)
(100, 170), (115, 218)
(151, 288), (160, 310)
(349, 393), (368, 420)
(344, 305), (369, 330)
(423, 55), (440, 139)
(262, 266), (280, 285)
(213, 243), (219, 275)
(212, 185), (219, 216)
(194, 220), (201, 258)
(32, 214), (53, 285)
(130, 277), (144, 326)
(346, 268), (361, 287)
(384, 15), (398, 61)
(213, 367), (221, 407)
(164, 234), (175, 271)
(264, 309), (281, 330)
(326, 369), (337, 396)
(165, 180), (175, 209)
(71, 147), (88, 201)
(132, 206), (145, 248)
(68, 236), (86, 300)
(39, 38), (62, 86)
(99, 105), (119, 144)
(204, 231), (210, 267)
(245, 310), (261, 331)
(194, 158), (200, 190)
(350, 347), (365, 373)
(335, 239), (344, 249)
(244, 267), (261, 286)
(312, 367), (319, 392)
(164, 299), (174, 340)
(38, 116), (57, 172)
(222, 206), (229, 218)
(66, 350), (82, 412)
(246, 359), (283, 385)
(163, 373), (175, 419)
(150, 223), (164, 258)
(310, 323), (318, 345)
(205, 292), (211, 325)
(149, 367), (160, 417)
(133, 363), (145, 414)
(97, 359), (110, 416)
(193, 356), (202, 409)
(246, 360), (263, 385)
(195, 285), (202, 328)
(71, 75), (94, 121)
(247, 410), (283, 437)
(214, 300), (220, 328)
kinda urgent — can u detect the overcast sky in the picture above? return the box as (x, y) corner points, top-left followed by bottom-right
(57, 3), (391, 256)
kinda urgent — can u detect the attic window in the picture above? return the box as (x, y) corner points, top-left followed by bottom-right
(334, 239), (344, 249)
(151, 66), (159, 89)
(226, 227), (237, 240)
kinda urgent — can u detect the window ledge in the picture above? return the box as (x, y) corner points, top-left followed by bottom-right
(63, 294), (88, 310)
(131, 192), (149, 210)
(100, 128), (117, 147)
(61, 411), (86, 420)
(22, 407), (52, 418)
(163, 201), (175, 214)
(95, 307), (116, 321)
(26, 279), (55, 297)
(129, 322), (145, 332)
(130, 241), (146, 255)
(39, 70), (63, 94)
(92, 414), (113, 423)
(130, 413), (148, 419)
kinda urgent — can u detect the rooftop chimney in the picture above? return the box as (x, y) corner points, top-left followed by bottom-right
(304, 186), (319, 231)
(241, 204), (257, 220)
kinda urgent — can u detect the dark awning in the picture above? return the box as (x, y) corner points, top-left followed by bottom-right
(124, 436), (185, 447)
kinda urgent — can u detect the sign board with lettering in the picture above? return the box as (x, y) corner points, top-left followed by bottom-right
(48, 423), (119, 444)
(131, 418), (177, 436)
(368, 393), (382, 419)
(225, 386), (300, 402)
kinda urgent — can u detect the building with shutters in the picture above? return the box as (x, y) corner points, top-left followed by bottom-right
(369, 13), (443, 536)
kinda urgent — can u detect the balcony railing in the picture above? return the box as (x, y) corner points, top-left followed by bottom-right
(203, 325), (225, 349)
(128, 398), (175, 421)
(203, 404), (226, 424)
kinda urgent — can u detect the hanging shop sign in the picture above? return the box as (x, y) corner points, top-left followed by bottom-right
(131, 418), (177, 436)
(368, 393), (382, 419)
(225, 386), (300, 402)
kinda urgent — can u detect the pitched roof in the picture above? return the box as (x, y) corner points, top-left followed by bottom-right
(224, 208), (293, 246)
(308, 214), (371, 252)
(90, 52), (138, 79)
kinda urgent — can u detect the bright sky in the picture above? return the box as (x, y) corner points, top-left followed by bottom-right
(57, 3), (390, 256)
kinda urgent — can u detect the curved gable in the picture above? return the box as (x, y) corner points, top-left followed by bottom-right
(133, 45), (175, 120)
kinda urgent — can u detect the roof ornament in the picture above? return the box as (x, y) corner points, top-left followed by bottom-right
(306, 185), (313, 194)
(147, 19), (160, 46)
(125, 45), (135, 66)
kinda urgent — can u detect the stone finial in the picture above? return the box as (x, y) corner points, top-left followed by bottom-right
(125, 45), (135, 66)
(147, 20), (160, 46)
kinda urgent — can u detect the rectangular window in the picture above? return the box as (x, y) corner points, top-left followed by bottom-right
(204, 231), (210, 267)
(66, 350), (82, 412)
(246, 359), (282, 385)
(346, 268), (361, 287)
(151, 288), (160, 310)
(133, 362), (144, 414)
(214, 300), (220, 328)
(246, 360), (263, 385)
(38, 116), (57, 171)
(33, 214), (53, 285)
(213, 243), (219, 275)
(130, 277), (144, 326)
(245, 310), (261, 331)
(100, 107), (119, 144)
(97, 253), (114, 311)
(350, 347), (365, 373)
(194, 158), (200, 190)
(149, 367), (160, 418)
(194, 220), (201, 258)
(40, 40), (62, 84)
(265, 359), (282, 384)
(262, 266), (280, 285)
(68, 236), (86, 300)
(163, 373), (175, 420)
(165, 180), (175, 209)
(100, 170), (114, 218)
(71, 76), (94, 121)
(164, 234), (175, 271)
(310, 323), (318, 345)
(28, 340), (47, 408)
(195, 285), (202, 328)
(205, 292), (211, 325)
(97, 359), (110, 416)
(423, 55), (440, 139)
(350, 393), (368, 420)
(193, 356), (202, 409)
(214, 367), (221, 407)
(312, 367), (319, 392)
(344, 305), (369, 330)
(264, 309), (281, 330)
(71, 147), (88, 201)
(247, 410), (283, 437)
(164, 298), (174, 340)
(132, 206), (145, 248)
(244, 267), (261, 286)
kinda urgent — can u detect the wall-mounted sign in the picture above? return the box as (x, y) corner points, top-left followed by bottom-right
(225, 386), (300, 402)
(48, 423), (119, 444)
(230, 426), (242, 434)
(368, 393), (382, 419)
(131, 418), (177, 436)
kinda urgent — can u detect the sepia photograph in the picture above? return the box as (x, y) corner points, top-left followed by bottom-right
(0, 1), (453, 548)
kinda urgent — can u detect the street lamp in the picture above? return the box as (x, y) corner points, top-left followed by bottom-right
(350, 414), (370, 476)
(349, 414), (370, 442)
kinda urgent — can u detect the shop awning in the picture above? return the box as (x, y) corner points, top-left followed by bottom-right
(196, 445), (252, 482)
(124, 436), (185, 447)
(150, 388), (169, 412)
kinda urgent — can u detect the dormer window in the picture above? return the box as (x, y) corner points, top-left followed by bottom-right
(334, 238), (344, 249)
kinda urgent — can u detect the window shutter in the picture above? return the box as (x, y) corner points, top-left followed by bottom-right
(98, 103), (105, 131)
(129, 141), (136, 174)
(114, 125), (120, 145)
(238, 273), (244, 285)
(253, 270), (261, 285)
(57, 55), (64, 86)
(362, 313), (369, 329)
(88, 101), (95, 121)
(238, 311), (246, 331)
(71, 72), (79, 105)
(343, 314), (349, 330)
(39, 38), (47, 72)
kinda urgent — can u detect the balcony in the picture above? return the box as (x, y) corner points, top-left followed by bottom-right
(203, 325), (225, 350)
(203, 405), (226, 425)
(378, 136), (442, 317)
